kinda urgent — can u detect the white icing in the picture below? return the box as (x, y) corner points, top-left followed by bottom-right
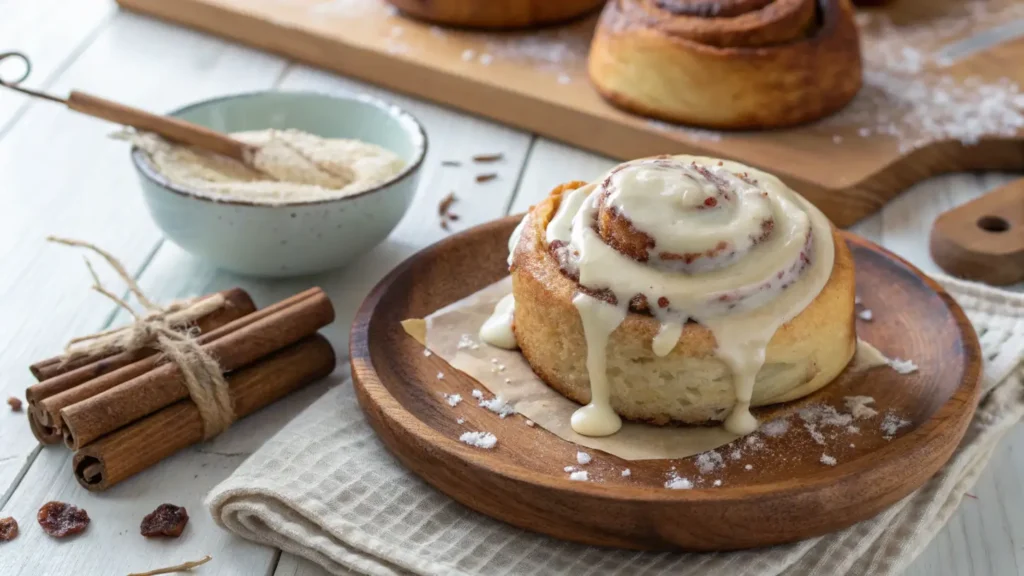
(569, 293), (625, 436)
(480, 294), (518, 350)
(544, 156), (835, 437)
(507, 215), (528, 267)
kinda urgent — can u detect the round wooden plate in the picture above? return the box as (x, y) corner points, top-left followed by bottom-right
(350, 216), (982, 551)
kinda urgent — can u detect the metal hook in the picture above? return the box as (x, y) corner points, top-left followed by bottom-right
(0, 52), (66, 104)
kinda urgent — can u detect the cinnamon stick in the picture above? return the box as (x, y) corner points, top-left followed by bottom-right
(61, 288), (334, 449)
(26, 288), (257, 444)
(28, 288), (256, 382)
(73, 335), (335, 491)
(33, 288), (322, 440)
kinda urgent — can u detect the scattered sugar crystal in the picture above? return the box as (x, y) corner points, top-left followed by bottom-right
(457, 334), (476, 350)
(858, 309), (874, 321)
(665, 474), (693, 490)
(881, 412), (912, 439)
(846, 426), (861, 435)
(695, 450), (724, 475)
(479, 395), (516, 418)
(525, 419), (535, 427)
(844, 396), (879, 419)
(457, 418), (465, 424)
(713, 480), (722, 487)
(491, 358), (499, 364)
(744, 464), (753, 471)
(576, 451), (592, 465)
(855, 296), (862, 305)
(557, 73), (571, 85)
(436, 372), (445, 380)
(504, 378), (512, 384)
(805, 423), (826, 445)
(444, 393), (462, 407)
(729, 449), (742, 461)
(858, 127), (872, 137)
(621, 468), (631, 477)
(889, 358), (918, 374)
(570, 471), (589, 481)
(497, 364), (506, 372)
(460, 431), (497, 449)
(461, 49), (476, 61)
(745, 435), (764, 451)
(850, 443), (856, 448)
(800, 404), (854, 428)
(820, 454), (838, 466)
(479, 53), (494, 65)
(761, 419), (791, 437)
(832, 135), (844, 143)
(472, 389), (484, 399)
(423, 349), (432, 357)
(564, 466), (575, 472)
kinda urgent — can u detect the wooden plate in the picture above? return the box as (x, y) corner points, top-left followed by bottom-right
(350, 216), (982, 551)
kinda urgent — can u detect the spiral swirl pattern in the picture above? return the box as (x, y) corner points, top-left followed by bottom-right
(612, 0), (817, 47)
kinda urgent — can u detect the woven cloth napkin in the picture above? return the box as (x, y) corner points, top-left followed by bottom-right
(207, 275), (1024, 576)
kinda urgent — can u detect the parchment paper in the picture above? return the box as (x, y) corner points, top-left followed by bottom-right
(403, 277), (888, 461)
(405, 277), (739, 460)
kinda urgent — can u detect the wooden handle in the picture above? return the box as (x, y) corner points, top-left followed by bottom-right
(930, 179), (1024, 286)
(66, 90), (254, 162)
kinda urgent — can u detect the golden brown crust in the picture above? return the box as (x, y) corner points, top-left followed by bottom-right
(511, 179), (857, 425)
(587, 0), (863, 129)
(385, 0), (605, 29)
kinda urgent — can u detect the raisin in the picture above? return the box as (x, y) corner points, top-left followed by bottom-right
(140, 504), (189, 538)
(657, 297), (670, 308)
(37, 501), (89, 538)
(0, 517), (18, 541)
(7, 397), (21, 412)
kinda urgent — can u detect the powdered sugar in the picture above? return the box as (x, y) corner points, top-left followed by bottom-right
(760, 419), (790, 437)
(478, 394), (516, 418)
(858, 309), (874, 321)
(459, 431), (497, 449)
(621, 468), (631, 477)
(820, 454), (838, 466)
(569, 471), (589, 481)
(443, 393), (462, 407)
(890, 358), (919, 374)
(665, 474), (693, 490)
(881, 412), (912, 439)
(844, 396), (879, 419)
(695, 450), (724, 475)
(576, 451), (592, 465)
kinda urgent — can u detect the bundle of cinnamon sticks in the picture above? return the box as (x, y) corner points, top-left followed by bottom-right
(24, 287), (336, 491)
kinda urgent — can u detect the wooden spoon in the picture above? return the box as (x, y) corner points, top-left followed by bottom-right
(0, 51), (256, 163)
(930, 178), (1024, 286)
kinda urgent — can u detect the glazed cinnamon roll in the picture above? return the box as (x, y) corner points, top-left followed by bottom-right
(502, 156), (855, 436)
(588, 0), (863, 129)
(385, 0), (605, 29)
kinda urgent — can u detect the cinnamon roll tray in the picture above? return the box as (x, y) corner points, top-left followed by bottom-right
(117, 0), (1024, 226)
(350, 216), (981, 550)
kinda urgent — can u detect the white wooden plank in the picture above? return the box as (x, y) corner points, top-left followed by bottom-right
(0, 10), (288, 570)
(510, 138), (616, 215)
(0, 0), (115, 132)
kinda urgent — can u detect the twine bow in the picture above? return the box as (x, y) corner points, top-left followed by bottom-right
(50, 236), (235, 439)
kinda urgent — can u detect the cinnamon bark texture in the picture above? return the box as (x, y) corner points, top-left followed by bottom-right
(25, 288), (257, 444)
(60, 287), (333, 449)
(28, 288), (255, 382)
(73, 334), (335, 491)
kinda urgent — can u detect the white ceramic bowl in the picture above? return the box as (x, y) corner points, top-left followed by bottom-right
(131, 91), (426, 277)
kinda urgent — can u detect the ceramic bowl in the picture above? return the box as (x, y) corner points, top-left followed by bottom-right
(131, 91), (426, 277)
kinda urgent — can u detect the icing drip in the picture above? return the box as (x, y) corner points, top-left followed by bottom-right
(539, 155), (834, 437)
(480, 294), (518, 350)
(570, 294), (625, 436)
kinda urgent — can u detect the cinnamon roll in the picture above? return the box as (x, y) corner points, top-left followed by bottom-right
(385, 0), (606, 29)
(501, 156), (855, 436)
(587, 0), (863, 129)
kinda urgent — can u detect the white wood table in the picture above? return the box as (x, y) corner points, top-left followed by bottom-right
(0, 2), (1020, 575)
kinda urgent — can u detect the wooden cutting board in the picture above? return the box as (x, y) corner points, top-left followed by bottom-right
(116, 0), (1024, 227)
(349, 216), (981, 550)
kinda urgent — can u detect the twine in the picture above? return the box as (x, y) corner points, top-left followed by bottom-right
(49, 236), (235, 439)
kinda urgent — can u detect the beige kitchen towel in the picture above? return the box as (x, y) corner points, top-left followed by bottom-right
(208, 275), (1024, 576)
